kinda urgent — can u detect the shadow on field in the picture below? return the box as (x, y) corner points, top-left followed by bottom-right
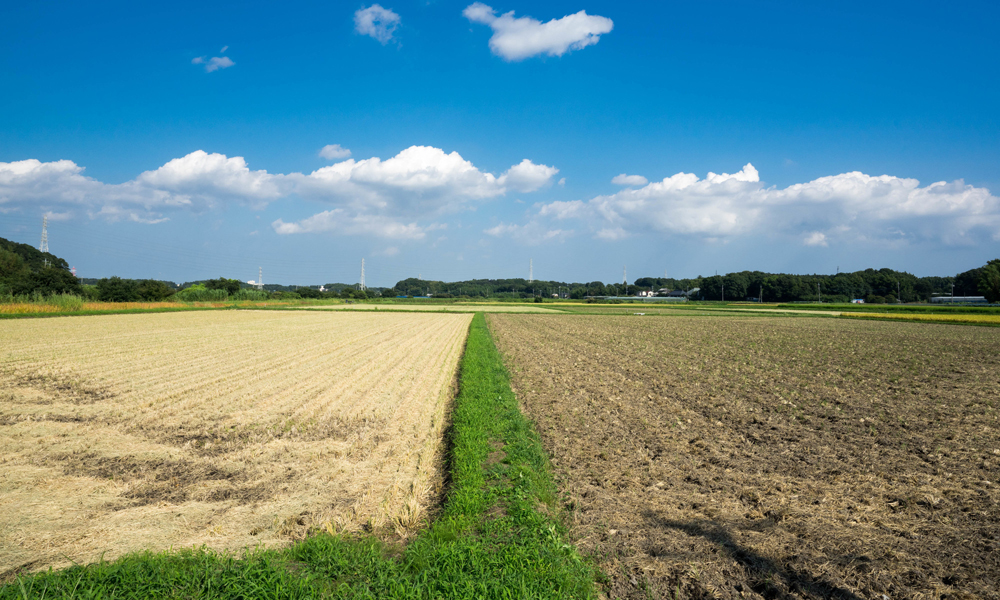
(643, 511), (864, 600)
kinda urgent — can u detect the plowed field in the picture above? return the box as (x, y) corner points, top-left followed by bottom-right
(0, 310), (470, 577)
(489, 314), (1000, 599)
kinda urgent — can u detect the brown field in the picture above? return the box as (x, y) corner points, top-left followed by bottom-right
(0, 310), (470, 578)
(489, 314), (1000, 599)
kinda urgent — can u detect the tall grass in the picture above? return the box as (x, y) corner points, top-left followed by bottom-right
(175, 288), (229, 302)
(0, 292), (84, 313)
(231, 289), (270, 301)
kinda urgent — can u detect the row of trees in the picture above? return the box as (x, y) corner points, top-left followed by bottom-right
(385, 262), (1000, 303)
(3, 235), (998, 304)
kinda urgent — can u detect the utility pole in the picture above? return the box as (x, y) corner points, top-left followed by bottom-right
(722, 281), (725, 302)
(360, 258), (366, 291)
(818, 282), (821, 303)
(897, 280), (900, 303)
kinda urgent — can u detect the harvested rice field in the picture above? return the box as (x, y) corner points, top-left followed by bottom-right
(0, 310), (470, 577)
(489, 314), (1000, 599)
(841, 312), (1000, 326)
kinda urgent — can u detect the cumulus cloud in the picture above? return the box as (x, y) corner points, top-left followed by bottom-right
(355, 4), (400, 44)
(136, 151), (289, 209)
(295, 146), (557, 216)
(507, 164), (1000, 247)
(319, 144), (352, 160)
(499, 159), (559, 192)
(463, 3), (613, 61)
(0, 146), (557, 238)
(611, 173), (648, 186)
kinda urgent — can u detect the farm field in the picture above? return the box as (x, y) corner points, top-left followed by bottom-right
(489, 314), (1000, 599)
(300, 303), (563, 313)
(0, 310), (471, 578)
(841, 312), (1000, 326)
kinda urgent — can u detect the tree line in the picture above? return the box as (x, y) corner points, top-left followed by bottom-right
(3, 236), (997, 303)
(386, 262), (1000, 303)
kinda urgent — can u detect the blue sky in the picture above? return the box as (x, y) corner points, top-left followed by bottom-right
(2, 1), (998, 286)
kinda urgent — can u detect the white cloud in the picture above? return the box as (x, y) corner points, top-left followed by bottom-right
(484, 221), (569, 244)
(0, 146), (557, 241)
(355, 4), (400, 44)
(611, 173), (648, 186)
(136, 150), (289, 209)
(296, 146), (557, 216)
(523, 164), (1000, 247)
(498, 159), (559, 192)
(192, 55), (234, 72)
(803, 231), (828, 247)
(272, 211), (426, 240)
(43, 210), (73, 222)
(463, 3), (613, 61)
(558, 177), (566, 186)
(595, 227), (628, 240)
(319, 144), (352, 160)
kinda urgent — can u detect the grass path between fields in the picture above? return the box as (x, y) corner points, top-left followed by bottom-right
(1, 313), (595, 600)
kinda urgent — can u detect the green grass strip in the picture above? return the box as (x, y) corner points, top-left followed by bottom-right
(2, 313), (595, 599)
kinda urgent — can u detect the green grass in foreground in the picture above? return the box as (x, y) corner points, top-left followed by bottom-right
(2, 313), (595, 600)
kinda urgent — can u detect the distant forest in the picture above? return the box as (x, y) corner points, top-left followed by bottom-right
(2, 236), (997, 303)
(387, 262), (993, 303)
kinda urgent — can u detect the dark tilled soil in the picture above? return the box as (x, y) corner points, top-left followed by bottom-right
(488, 314), (1000, 600)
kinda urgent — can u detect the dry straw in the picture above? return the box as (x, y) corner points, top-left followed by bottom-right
(0, 310), (470, 576)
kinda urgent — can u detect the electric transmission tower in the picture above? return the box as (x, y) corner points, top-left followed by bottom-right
(359, 258), (366, 291)
(257, 267), (263, 291)
(39, 215), (49, 253)
(623, 265), (627, 285)
(529, 259), (533, 283)
(39, 215), (49, 267)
